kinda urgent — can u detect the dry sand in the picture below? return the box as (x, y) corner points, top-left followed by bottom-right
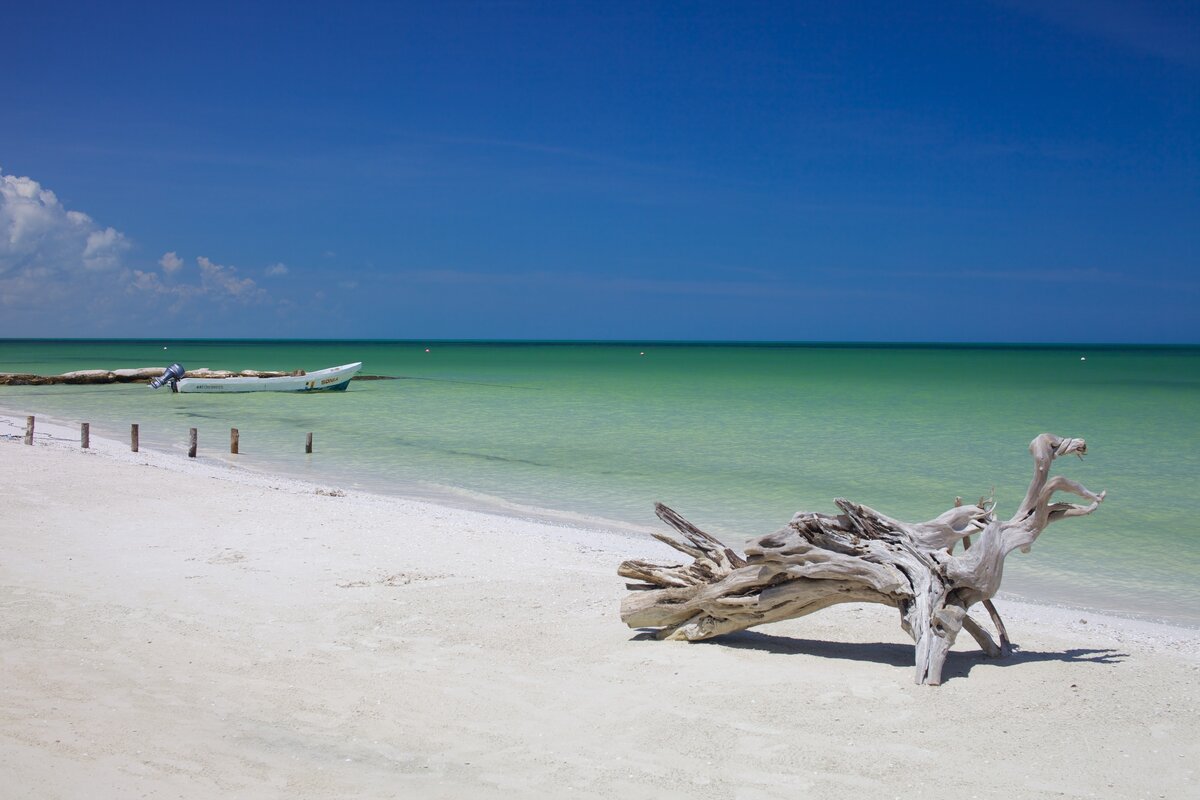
(1, 415), (1198, 799)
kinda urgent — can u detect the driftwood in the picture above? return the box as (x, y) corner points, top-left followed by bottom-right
(619, 434), (1106, 685)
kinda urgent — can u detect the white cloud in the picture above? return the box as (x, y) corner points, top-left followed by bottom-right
(159, 251), (183, 273)
(1, 167), (135, 328)
(83, 226), (128, 270)
(0, 167), (283, 334)
(197, 256), (263, 301)
(1, 167), (130, 280)
(265, 262), (288, 276)
(130, 268), (165, 292)
(125, 256), (268, 319)
(143, 253), (270, 302)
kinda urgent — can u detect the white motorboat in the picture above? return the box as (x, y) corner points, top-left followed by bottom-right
(150, 362), (363, 393)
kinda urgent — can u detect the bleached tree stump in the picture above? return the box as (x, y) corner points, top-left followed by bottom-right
(619, 434), (1106, 685)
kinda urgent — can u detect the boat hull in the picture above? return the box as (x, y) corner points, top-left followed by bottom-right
(176, 362), (363, 393)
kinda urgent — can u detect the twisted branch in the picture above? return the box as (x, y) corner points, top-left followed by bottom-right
(619, 434), (1105, 685)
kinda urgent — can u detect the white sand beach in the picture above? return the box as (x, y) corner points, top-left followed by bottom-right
(1, 415), (1198, 799)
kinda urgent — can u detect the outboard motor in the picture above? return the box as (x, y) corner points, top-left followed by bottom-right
(149, 363), (186, 392)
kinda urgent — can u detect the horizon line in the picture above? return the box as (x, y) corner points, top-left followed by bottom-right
(1, 337), (1198, 349)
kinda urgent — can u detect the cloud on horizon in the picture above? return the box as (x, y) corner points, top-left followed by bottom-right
(159, 251), (183, 273)
(129, 255), (266, 309)
(1, 167), (284, 334)
(1, 167), (130, 284)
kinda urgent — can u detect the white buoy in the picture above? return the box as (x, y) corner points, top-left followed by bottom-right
(1081, 356), (1086, 361)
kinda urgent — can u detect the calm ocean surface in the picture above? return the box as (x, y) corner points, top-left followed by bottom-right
(3, 339), (1198, 626)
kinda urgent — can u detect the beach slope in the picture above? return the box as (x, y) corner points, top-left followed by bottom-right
(1, 426), (1197, 798)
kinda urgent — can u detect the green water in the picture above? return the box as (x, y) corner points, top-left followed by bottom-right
(3, 339), (1198, 625)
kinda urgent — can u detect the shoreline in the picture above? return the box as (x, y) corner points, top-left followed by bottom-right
(5, 409), (1197, 635)
(2, 417), (1199, 797)
(0, 407), (666, 540)
(3, 410), (1200, 655)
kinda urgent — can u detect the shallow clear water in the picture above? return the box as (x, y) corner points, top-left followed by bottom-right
(3, 339), (1198, 626)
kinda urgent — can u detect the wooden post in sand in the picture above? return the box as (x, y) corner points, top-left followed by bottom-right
(130, 424), (139, 453)
(305, 432), (313, 454)
(188, 428), (197, 458)
(230, 427), (239, 455)
(24, 416), (34, 445)
(80, 423), (90, 449)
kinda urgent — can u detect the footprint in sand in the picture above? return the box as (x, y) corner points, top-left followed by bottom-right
(336, 572), (450, 588)
(207, 549), (247, 565)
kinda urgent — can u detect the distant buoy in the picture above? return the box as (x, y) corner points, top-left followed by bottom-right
(640, 352), (645, 356)
(425, 348), (430, 353)
(163, 346), (168, 350)
(1080, 356), (1086, 361)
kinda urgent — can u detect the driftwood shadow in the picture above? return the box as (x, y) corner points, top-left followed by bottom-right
(635, 629), (1128, 683)
(940, 644), (1128, 681)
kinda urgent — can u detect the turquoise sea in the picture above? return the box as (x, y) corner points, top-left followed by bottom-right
(2, 339), (1198, 626)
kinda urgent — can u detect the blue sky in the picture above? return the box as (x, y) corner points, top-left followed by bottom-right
(1, 0), (1196, 342)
